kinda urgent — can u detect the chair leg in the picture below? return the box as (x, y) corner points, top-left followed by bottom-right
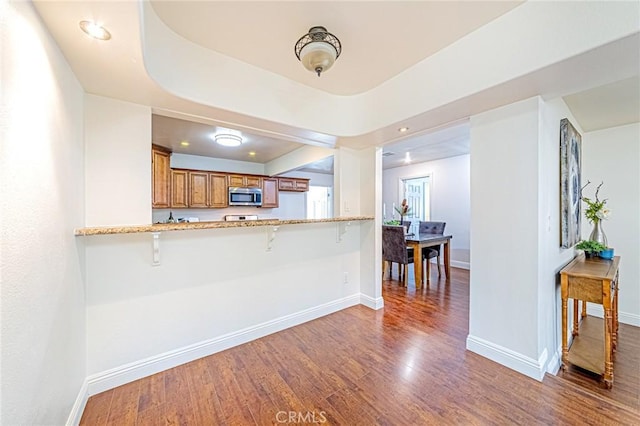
(437, 255), (441, 275)
(426, 258), (431, 283)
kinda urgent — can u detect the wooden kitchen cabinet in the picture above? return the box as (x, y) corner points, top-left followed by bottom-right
(170, 169), (189, 208)
(261, 178), (279, 208)
(152, 145), (171, 208)
(278, 177), (310, 192)
(228, 174), (262, 188)
(209, 173), (228, 208)
(189, 171), (209, 208)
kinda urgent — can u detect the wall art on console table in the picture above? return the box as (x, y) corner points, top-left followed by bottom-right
(560, 118), (582, 248)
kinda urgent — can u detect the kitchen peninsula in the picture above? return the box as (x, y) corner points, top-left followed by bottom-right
(78, 212), (377, 396)
(75, 216), (371, 236)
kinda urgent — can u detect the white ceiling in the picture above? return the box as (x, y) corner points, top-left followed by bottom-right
(149, 1), (523, 96)
(32, 1), (639, 172)
(152, 114), (301, 164)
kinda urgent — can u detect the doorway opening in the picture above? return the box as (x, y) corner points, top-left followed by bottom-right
(307, 186), (332, 219)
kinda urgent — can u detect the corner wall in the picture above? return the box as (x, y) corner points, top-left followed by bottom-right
(467, 98), (544, 379)
(85, 95), (152, 226)
(583, 123), (640, 326)
(1, 2), (86, 424)
(537, 98), (585, 374)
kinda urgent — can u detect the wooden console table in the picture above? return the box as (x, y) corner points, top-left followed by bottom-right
(560, 255), (620, 388)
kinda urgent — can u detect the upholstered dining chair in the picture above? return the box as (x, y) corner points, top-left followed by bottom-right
(419, 221), (446, 276)
(382, 225), (415, 286)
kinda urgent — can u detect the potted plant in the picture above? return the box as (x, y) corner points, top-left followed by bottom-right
(394, 199), (412, 225)
(575, 240), (607, 258)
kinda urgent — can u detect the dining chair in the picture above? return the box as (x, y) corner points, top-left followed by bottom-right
(382, 225), (415, 286)
(419, 221), (446, 276)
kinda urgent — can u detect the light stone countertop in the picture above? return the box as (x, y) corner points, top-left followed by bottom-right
(74, 216), (374, 236)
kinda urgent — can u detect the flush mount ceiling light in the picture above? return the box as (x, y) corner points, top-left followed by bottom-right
(294, 26), (342, 77)
(79, 21), (111, 40)
(398, 127), (409, 133)
(214, 134), (243, 147)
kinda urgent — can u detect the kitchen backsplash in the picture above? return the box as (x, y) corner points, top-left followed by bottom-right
(152, 192), (306, 223)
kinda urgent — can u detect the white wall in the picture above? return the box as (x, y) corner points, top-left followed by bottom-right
(334, 147), (362, 216)
(467, 98), (543, 378)
(538, 98), (586, 373)
(359, 147), (384, 307)
(466, 96), (628, 381)
(1, 2), (86, 424)
(171, 153), (264, 175)
(583, 123), (640, 326)
(85, 95), (151, 226)
(382, 154), (470, 268)
(84, 222), (364, 391)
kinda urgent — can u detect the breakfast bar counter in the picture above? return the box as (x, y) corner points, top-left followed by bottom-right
(74, 216), (373, 236)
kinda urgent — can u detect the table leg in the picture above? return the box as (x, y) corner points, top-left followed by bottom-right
(613, 280), (619, 351)
(444, 240), (450, 280)
(411, 242), (422, 290)
(581, 300), (587, 318)
(572, 299), (579, 337)
(604, 305), (614, 388)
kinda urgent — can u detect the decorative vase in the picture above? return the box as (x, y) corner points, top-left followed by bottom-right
(589, 219), (608, 247)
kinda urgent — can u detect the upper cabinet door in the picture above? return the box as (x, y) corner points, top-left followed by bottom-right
(170, 169), (188, 208)
(278, 177), (310, 192)
(228, 174), (263, 188)
(228, 174), (245, 187)
(189, 171), (209, 208)
(261, 178), (279, 208)
(152, 147), (171, 208)
(209, 173), (228, 208)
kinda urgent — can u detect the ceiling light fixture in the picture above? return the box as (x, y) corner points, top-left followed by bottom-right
(398, 127), (409, 133)
(294, 26), (342, 77)
(79, 21), (111, 41)
(214, 134), (243, 147)
(180, 141), (190, 147)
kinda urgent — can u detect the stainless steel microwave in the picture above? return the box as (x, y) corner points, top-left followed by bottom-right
(228, 187), (262, 206)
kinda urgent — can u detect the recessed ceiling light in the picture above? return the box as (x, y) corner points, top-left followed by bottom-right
(249, 152), (256, 157)
(180, 141), (190, 147)
(214, 133), (243, 147)
(398, 127), (409, 133)
(79, 21), (111, 41)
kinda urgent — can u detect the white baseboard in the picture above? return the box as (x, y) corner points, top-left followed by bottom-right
(466, 334), (547, 381)
(86, 294), (361, 396)
(546, 346), (562, 375)
(428, 259), (470, 270)
(450, 260), (470, 270)
(360, 294), (384, 310)
(66, 379), (88, 426)
(586, 304), (640, 327)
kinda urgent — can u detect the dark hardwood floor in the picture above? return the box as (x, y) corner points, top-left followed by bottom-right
(80, 266), (639, 425)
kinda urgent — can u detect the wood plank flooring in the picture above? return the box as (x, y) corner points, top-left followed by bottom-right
(80, 267), (639, 425)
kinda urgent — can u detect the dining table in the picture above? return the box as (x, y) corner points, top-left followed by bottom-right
(405, 233), (453, 289)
